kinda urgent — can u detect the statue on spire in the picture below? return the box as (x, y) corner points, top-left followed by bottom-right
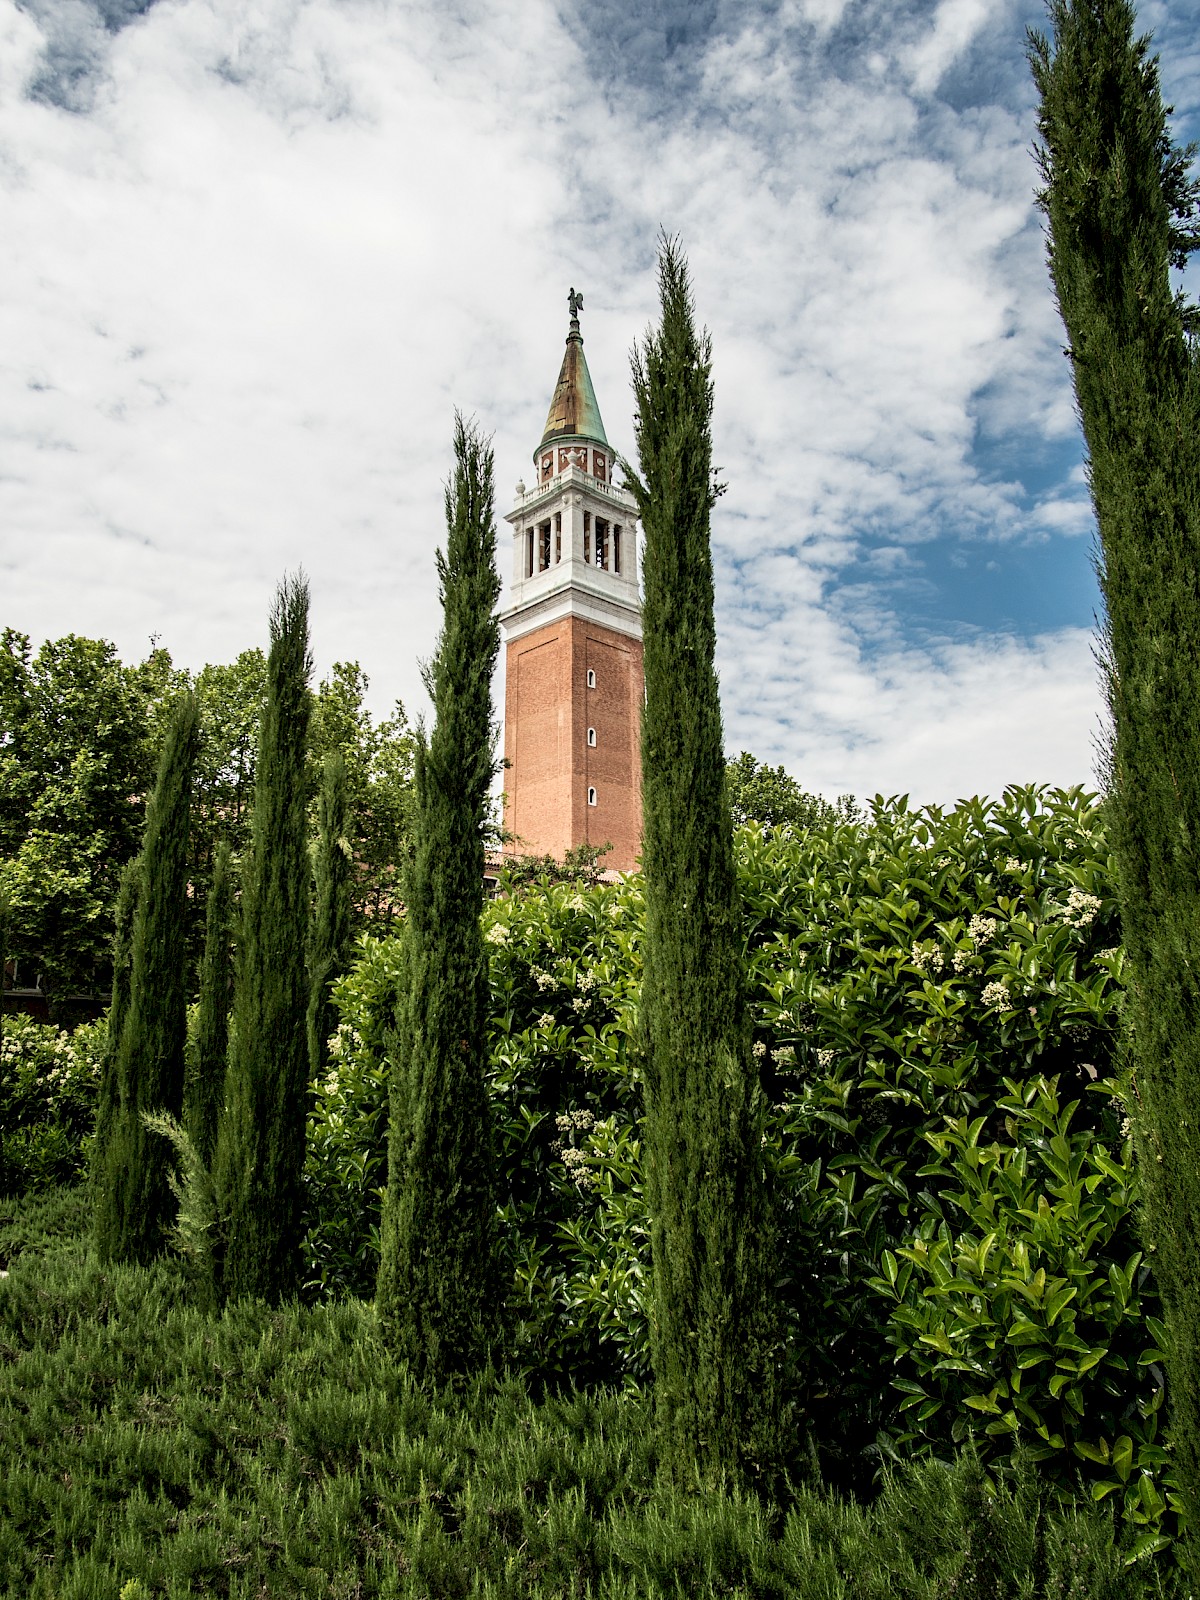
(568, 287), (584, 323)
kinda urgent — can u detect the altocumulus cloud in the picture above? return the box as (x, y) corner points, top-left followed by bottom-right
(1, 0), (1197, 804)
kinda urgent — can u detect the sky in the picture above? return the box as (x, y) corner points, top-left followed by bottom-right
(2, 0), (1198, 808)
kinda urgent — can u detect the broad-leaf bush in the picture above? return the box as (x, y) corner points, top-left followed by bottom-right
(287, 788), (1172, 1539)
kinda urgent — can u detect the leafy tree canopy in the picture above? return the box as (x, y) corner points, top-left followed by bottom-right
(726, 750), (858, 834)
(0, 629), (414, 1005)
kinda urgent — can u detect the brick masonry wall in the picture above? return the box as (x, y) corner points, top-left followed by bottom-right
(503, 614), (643, 873)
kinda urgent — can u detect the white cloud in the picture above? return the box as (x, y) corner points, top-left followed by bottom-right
(1, 0), (1172, 806)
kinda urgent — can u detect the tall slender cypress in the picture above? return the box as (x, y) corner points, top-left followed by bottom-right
(308, 752), (351, 1084)
(91, 855), (140, 1186)
(187, 839), (235, 1170)
(1030, 0), (1200, 1552)
(95, 695), (199, 1264)
(213, 576), (313, 1304)
(627, 238), (779, 1490)
(376, 415), (501, 1382)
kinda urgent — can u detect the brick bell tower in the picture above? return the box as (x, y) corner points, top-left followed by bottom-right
(500, 290), (643, 873)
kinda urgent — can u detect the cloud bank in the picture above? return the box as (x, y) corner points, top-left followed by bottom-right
(2, 0), (1196, 803)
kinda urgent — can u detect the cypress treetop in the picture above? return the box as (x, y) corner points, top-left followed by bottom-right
(376, 414), (502, 1384)
(213, 575), (313, 1305)
(627, 237), (780, 1491)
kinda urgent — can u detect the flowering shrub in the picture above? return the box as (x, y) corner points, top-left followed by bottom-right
(0, 1013), (105, 1196)
(297, 785), (1172, 1544)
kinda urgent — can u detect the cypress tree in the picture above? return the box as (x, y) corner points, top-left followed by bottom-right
(91, 854), (140, 1185)
(187, 839), (235, 1170)
(1030, 0), (1200, 1552)
(376, 415), (501, 1383)
(95, 694), (199, 1264)
(627, 237), (779, 1490)
(213, 576), (313, 1304)
(307, 752), (351, 1084)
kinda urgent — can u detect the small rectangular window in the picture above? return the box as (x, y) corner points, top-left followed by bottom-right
(613, 526), (622, 574)
(555, 511), (562, 563)
(586, 668), (596, 688)
(587, 787), (597, 806)
(587, 727), (596, 746)
(539, 521), (552, 571)
(526, 528), (534, 578)
(595, 518), (608, 568)
(583, 511), (591, 564)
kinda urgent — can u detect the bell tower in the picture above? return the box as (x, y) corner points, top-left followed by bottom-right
(500, 292), (643, 873)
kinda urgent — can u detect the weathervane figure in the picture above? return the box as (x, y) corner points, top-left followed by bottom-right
(568, 287), (584, 323)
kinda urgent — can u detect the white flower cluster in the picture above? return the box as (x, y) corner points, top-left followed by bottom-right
(556, 1109), (596, 1135)
(982, 981), (1010, 1009)
(560, 1145), (597, 1190)
(572, 996), (587, 1013)
(752, 1040), (767, 1059)
(774, 1044), (797, 1067)
(911, 945), (945, 973)
(952, 949), (973, 974)
(534, 970), (556, 991)
(577, 970), (598, 993)
(968, 915), (998, 945)
(568, 894), (587, 912)
(816, 1048), (834, 1070)
(485, 923), (510, 946)
(538, 1013), (556, 1030)
(1061, 888), (1102, 927)
(1004, 857), (1023, 874)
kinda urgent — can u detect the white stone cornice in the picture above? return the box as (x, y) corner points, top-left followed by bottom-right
(500, 581), (642, 644)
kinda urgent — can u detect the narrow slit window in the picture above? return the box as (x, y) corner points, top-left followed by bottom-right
(587, 787), (597, 807)
(583, 511), (591, 565)
(587, 727), (596, 747)
(595, 518), (608, 568)
(555, 511), (562, 563)
(539, 521), (552, 571)
(526, 528), (534, 578)
(612, 526), (622, 574)
(586, 668), (596, 688)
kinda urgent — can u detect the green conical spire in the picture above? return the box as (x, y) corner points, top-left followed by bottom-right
(538, 289), (608, 451)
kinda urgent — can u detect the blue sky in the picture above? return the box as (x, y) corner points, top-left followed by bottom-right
(2, 0), (1198, 805)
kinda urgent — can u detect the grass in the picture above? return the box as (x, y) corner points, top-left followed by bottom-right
(0, 1186), (1186, 1599)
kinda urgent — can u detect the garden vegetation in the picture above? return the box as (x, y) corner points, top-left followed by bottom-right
(2, 3), (1199, 1591)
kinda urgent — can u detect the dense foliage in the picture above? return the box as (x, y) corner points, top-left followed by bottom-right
(303, 786), (1183, 1548)
(0, 1013), (103, 1196)
(0, 631), (165, 1013)
(1030, 0), (1200, 1565)
(726, 751), (859, 834)
(0, 632), (415, 1013)
(0, 1186), (1183, 1598)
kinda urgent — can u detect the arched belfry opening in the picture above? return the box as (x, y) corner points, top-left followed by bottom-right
(500, 291), (644, 874)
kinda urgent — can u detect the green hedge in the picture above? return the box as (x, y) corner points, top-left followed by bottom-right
(305, 786), (1180, 1546)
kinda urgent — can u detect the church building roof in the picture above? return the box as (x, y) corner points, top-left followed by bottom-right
(540, 291), (608, 449)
